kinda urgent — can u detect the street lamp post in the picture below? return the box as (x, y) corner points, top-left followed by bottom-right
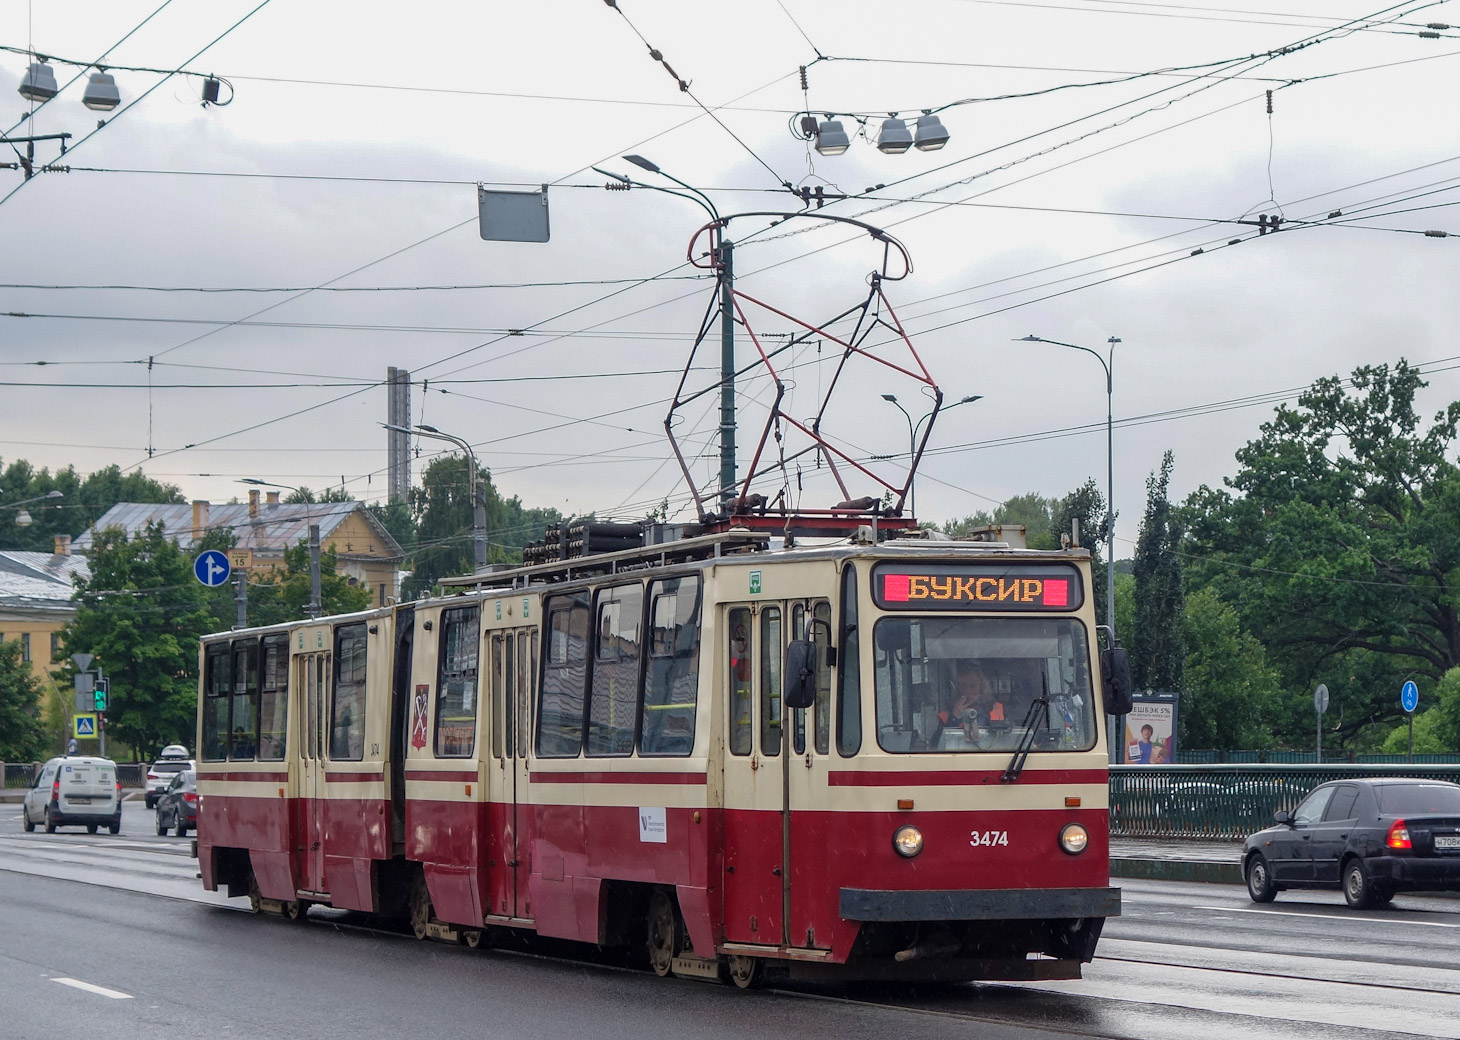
(1017, 335), (1121, 637)
(597, 155), (737, 511)
(240, 478), (320, 619)
(384, 423), (486, 572)
(0, 488), (64, 527)
(880, 394), (982, 519)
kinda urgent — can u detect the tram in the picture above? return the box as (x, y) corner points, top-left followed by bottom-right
(196, 518), (1132, 985)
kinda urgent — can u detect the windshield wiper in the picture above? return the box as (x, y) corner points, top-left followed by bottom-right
(1001, 674), (1049, 784)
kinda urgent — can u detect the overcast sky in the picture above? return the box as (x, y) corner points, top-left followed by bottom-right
(2, 0), (1458, 555)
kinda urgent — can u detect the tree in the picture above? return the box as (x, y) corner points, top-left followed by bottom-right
(64, 522), (219, 756)
(1179, 588), (1280, 750)
(1184, 360), (1460, 748)
(943, 492), (1058, 549)
(0, 638), (46, 760)
(247, 543), (372, 628)
(1051, 479), (1108, 628)
(0, 459), (181, 553)
(284, 486), (353, 504)
(1130, 451), (1184, 691)
(1381, 667), (1460, 754)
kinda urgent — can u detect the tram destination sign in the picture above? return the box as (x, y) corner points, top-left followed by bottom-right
(872, 562), (1084, 612)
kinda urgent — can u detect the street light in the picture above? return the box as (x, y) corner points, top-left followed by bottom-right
(239, 478), (319, 619)
(881, 393), (982, 519)
(1016, 335), (1121, 638)
(383, 423), (487, 572)
(1, 489), (64, 526)
(595, 155), (738, 511)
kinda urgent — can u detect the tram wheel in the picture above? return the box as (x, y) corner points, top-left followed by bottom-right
(409, 874), (433, 941)
(646, 890), (682, 978)
(458, 928), (484, 949)
(283, 899), (307, 922)
(247, 875), (262, 915)
(725, 954), (760, 990)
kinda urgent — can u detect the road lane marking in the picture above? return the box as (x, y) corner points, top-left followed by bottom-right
(1195, 904), (1460, 927)
(52, 978), (133, 999)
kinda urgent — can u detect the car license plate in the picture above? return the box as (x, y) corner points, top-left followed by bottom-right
(1435, 835), (1460, 850)
(68, 796), (92, 804)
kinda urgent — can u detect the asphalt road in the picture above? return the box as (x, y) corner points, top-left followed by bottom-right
(2, 800), (1458, 1040)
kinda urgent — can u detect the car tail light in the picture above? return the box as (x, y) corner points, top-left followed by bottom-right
(1387, 819), (1412, 849)
(147, 772), (158, 780)
(51, 778), (60, 803)
(116, 781), (123, 795)
(184, 792), (198, 805)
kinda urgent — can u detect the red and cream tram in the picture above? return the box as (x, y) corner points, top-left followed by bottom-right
(196, 525), (1131, 984)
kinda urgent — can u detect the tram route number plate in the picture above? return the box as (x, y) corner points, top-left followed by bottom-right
(1435, 835), (1460, 850)
(970, 830), (1009, 847)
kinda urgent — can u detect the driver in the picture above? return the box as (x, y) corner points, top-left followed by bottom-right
(933, 662), (1004, 745)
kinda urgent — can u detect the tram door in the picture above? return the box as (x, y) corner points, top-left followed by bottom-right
(722, 603), (788, 945)
(489, 628), (536, 919)
(786, 600), (833, 950)
(298, 647), (331, 895)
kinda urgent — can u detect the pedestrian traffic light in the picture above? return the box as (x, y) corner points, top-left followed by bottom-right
(93, 679), (108, 713)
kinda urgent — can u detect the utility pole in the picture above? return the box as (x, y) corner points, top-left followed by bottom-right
(386, 367), (411, 503)
(719, 240), (737, 509)
(234, 573), (248, 629)
(308, 524), (322, 618)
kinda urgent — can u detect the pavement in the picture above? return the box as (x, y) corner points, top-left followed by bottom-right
(1110, 836), (1244, 884)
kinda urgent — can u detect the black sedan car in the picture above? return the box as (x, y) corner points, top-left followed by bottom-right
(1243, 777), (1460, 908)
(154, 769), (196, 837)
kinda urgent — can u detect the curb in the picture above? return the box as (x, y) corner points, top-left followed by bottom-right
(1112, 856), (1242, 885)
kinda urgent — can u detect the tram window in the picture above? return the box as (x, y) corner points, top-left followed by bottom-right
(728, 607), (753, 756)
(504, 633), (515, 758)
(491, 635), (505, 759)
(813, 600), (832, 755)
(258, 636), (289, 761)
(202, 644), (231, 761)
(331, 624), (368, 761)
(519, 631), (535, 757)
(639, 575), (702, 757)
(588, 584), (643, 757)
(760, 607), (782, 756)
(538, 594), (589, 758)
(304, 654), (318, 760)
(435, 606), (480, 758)
(837, 568), (862, 756)
(230, 641), (259, 761)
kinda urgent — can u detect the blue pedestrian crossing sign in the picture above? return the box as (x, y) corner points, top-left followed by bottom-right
(74, 713), (98, 737)
(1401, 680), (1419, 713)
(194, 549), (231, 587)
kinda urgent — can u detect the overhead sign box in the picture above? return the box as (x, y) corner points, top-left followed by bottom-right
(478, 186), (550, 243)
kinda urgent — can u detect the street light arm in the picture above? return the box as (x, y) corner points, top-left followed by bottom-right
(594, 165), (719, 224)
(1018, 335), (1111, 389)
(0, 489), (64, 510)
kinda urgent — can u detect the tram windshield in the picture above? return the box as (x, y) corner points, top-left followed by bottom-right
(873, 616), (1097, 754)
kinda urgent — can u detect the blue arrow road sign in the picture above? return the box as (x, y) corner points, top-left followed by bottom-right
(1401, 680), (1419, 713)
(194, 549), (231, 587)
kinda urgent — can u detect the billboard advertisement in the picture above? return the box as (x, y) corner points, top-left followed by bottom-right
(1123, 693), (1179, 764)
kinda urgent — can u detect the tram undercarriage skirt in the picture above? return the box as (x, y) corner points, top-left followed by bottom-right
(838, 886), (1121, 922)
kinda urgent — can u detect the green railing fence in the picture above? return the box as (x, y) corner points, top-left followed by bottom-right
(1110, 763), (1460, 840)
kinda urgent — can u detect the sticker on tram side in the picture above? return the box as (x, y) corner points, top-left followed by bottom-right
(749, 570), (762, 595)
(638, 806), (667, 843)
(410, 685), (430, 750)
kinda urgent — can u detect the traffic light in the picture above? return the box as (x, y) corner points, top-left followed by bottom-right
(93, 678), (109, 713)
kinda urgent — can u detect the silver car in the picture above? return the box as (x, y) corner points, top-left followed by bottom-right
(144, 747), (194, 808)
(22, 756), (121, 834)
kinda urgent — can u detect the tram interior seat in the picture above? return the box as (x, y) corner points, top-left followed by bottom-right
(879, 727), (914, 752)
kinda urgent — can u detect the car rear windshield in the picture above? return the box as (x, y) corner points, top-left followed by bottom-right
(1377, 784), (1460, 815)
(152, 761), (189, 773)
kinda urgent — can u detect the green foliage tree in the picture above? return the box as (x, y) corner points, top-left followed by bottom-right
(1179, 587), (1280, 750)
(403, 455), (559, 598)
(63, 522), (219, 756)
(1052, 479), (1108, 628)
(1131, 451), (1185, 691)
(1184, 360), (1460, 748)
(942, 492), (1058, 549)
(0, 638), (47, 760)
(1380, 667), (1460, 754)
(0, 459), (181, 552)
(284, 486), (354, 504)
(246, 543), (372, 628)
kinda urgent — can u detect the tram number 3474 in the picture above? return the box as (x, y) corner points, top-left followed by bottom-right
(970, 830), (1011, 847)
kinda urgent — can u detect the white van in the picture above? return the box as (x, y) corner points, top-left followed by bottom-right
(21, 756), (122, 834)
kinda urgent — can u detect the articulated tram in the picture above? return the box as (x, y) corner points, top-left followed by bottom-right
(196, 525), (1129, 985)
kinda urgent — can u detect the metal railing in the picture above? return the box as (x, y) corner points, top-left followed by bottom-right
(1110, 764), (1460, 840)
(2, 761), (145, 789)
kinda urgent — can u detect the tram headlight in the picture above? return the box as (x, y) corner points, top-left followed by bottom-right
(893, 825), (924, 858)
(1059, 823), (1089, 855)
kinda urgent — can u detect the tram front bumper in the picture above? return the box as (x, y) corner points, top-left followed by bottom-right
(839, 886), (1121, 922)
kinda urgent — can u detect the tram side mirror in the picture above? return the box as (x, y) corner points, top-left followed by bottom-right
(1100, 647), (1133, 716)
(785, 639), (819, 710)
